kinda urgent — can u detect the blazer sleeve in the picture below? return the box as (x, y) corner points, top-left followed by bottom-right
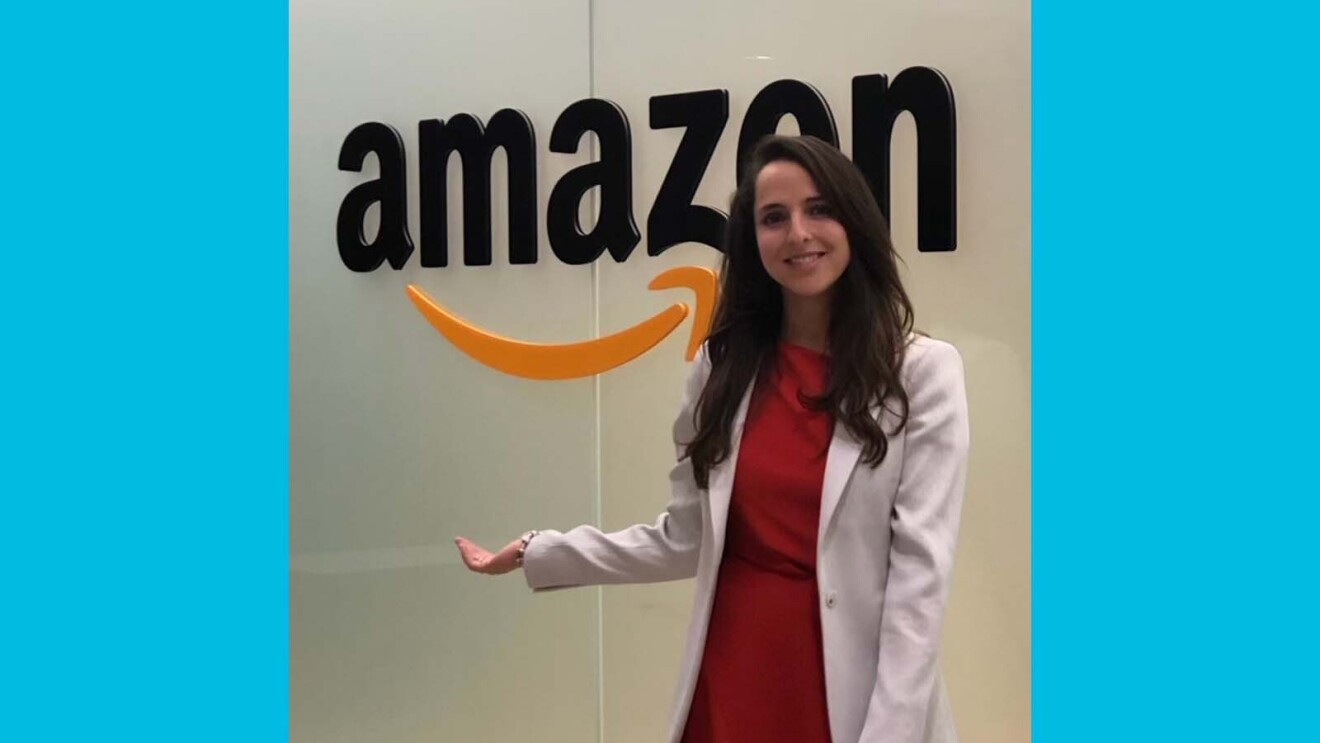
(521, 347), (710, 591)
(859, 339), (970, 743)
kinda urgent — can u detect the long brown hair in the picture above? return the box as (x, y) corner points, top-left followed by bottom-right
(684, 135), (915, 489)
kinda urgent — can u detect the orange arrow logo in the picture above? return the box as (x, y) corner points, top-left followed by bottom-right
(405, 265), (718, 380)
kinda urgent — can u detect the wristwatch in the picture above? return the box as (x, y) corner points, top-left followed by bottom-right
(515, 530), (540, 567)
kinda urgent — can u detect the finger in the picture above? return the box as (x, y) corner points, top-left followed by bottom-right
(455, 539), (484, 570)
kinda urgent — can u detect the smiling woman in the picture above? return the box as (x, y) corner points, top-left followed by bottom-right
(752, 160), (853, 342)
(454, 135), (970, 743)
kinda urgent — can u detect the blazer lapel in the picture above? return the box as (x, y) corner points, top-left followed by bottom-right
(706, 376), (756, 561)
(818, 421), (864, 549)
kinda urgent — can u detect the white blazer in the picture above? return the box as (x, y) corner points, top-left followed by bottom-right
(523, 335), (970, 743)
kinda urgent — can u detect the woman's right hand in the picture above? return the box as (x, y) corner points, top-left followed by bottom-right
(454, 536), (522, 575)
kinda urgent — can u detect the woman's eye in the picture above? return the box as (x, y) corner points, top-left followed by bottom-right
(809, 202), (834, 217)
(760, 212), (785, 226)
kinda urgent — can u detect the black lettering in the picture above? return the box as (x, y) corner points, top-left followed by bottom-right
(336, 123), (414, 272)
(852, 68), (957, 252)
(647, 89), (729, 255)
(546, 99), (641, 265)
(419, 110), (538, 267)
(736, 80), (839, 184)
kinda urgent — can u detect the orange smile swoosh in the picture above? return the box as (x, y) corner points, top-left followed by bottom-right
(405, 265), (718, 380)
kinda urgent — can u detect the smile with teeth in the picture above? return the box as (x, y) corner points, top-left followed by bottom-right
(787, 252), (826, 266)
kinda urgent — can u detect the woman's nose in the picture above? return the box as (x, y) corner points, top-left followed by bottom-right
(789, 212), (812, 243)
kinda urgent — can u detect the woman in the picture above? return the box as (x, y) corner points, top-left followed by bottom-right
(454, 135), (969, 743)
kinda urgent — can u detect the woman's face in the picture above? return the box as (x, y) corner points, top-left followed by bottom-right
(753, 160), (851, 305)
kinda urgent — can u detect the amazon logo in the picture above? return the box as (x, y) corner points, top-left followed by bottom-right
(336, 69), (956, 379)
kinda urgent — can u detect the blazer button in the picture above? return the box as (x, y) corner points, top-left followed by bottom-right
(825, 591), (837, 609)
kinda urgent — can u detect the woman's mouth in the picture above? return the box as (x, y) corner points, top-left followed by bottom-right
(786, 252), (826, 267)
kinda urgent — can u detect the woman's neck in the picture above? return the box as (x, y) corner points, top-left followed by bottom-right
(781, 292), (831, 353)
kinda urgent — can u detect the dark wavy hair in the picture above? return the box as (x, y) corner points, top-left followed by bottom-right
(684, 135), (916, 489)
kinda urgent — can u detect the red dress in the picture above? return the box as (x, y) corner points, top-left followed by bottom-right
(681, 341), (834, 743)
